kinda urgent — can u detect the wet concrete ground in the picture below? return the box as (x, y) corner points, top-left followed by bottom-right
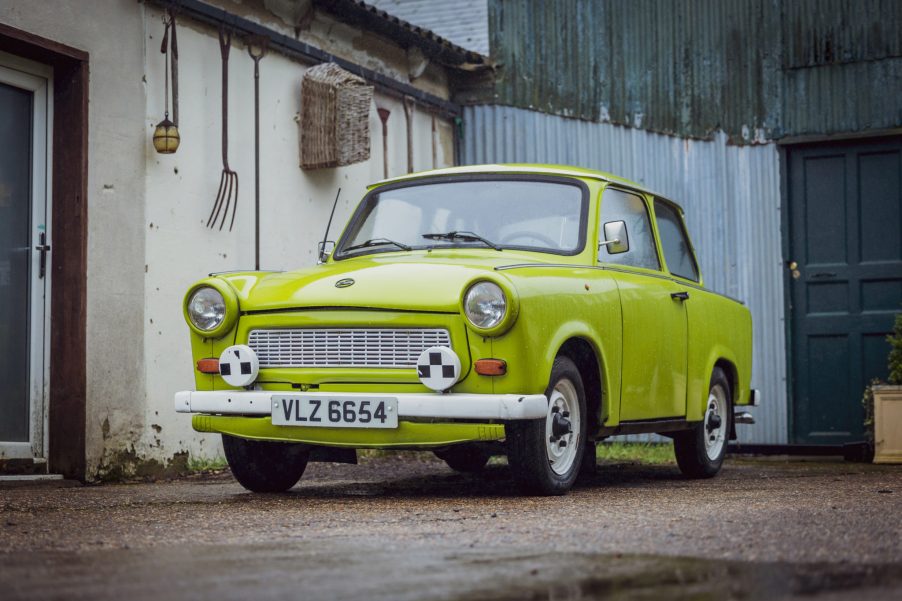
(1, 454), (901, 600)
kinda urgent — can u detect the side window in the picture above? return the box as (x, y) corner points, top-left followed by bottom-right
(654, 200), (699, 281)
(598, 188), (660, 271)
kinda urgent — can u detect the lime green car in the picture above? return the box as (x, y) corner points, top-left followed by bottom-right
(175, 165), (758, 495)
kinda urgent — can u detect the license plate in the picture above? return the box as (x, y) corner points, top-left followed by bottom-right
(271, 395), (398, 429)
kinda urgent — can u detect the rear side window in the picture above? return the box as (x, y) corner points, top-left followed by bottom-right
(654, 200), (699, 281)
(598, 188), (659, 271)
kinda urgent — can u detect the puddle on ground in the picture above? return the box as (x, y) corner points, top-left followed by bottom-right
(4, 542), (899, 601)
(474, 555), (902, 601)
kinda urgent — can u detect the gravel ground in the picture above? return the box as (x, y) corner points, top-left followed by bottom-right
(1, 454), (901, 600)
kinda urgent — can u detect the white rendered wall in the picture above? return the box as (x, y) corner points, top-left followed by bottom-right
(139, 5), (455, 474)
(0, 0), (455, 477)
(0, 0), (150, 474)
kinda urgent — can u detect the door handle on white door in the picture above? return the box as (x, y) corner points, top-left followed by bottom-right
(34, 232), (50, 279)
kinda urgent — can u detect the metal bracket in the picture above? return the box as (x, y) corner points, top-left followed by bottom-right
(734, 411), (755, 425)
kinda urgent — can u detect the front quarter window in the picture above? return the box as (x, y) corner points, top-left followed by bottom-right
(654, 199), (699, 281)
(598, 188), (660, 271)
(336, 178), (588, 258)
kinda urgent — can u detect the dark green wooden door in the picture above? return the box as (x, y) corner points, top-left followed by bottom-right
(788, 137), (902, 444)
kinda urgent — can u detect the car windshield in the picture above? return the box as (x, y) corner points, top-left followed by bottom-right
(336, 178), (586, 258)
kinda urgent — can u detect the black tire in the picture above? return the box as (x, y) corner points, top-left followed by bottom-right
(434, 444), (491, 473)
(507, 356), (587, 495)
(674, 367), (732, 479)
(222, 434), (310, 492)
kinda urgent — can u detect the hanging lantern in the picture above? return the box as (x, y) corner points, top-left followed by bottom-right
(153, 11), (180, 155)
(153, 117), (180, 154)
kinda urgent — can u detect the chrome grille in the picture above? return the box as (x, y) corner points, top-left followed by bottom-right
(247, 328), (452, 369)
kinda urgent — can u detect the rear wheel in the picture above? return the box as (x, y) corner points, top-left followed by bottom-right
(222, 435), (310, 492)
(507, 356), (587, 495)
(674, 367), (732, 478)
(434, 444), (491, 473)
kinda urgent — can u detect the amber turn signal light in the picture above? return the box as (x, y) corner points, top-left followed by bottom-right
(196, 358), (220, 374)
(474, 359), (507, 376)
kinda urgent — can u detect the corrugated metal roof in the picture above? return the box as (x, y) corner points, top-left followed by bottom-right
(315, 0), (489, 67)
(488, 0), (902, 142)
(369, 0), (489, 56)
(461, 104), (788, 444)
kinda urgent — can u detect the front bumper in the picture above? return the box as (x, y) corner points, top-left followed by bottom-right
(176, 390), (549, 448)
(174, 390), (548, 420)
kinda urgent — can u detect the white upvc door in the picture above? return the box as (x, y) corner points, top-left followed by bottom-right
(0, 54), (52, 462)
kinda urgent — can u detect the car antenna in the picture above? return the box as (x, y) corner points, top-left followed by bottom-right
(320, 188), (341, 262)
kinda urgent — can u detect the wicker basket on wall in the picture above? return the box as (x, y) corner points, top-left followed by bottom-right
(300, 63), (374, 170)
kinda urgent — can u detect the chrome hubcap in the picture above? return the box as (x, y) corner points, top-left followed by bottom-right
(545, 378), (580, 475)
(704, 385), (727, 461)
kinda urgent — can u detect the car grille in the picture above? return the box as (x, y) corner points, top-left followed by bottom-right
(247, 328), (452, 369)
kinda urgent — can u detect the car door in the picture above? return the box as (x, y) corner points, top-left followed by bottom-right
(598, 187), (688, 421)
(653, 198), (702, 409)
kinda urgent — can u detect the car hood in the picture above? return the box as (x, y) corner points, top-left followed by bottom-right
(215, 252), (540, 314)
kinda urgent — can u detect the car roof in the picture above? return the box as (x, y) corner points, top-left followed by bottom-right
(370, 163), (685, 213)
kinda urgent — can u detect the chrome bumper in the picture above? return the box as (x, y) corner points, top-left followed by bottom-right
(174, 390), (548, 421)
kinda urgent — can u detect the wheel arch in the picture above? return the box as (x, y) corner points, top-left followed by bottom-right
(688, 345), (742, 422)
(556, 337), (604, 437)
(713, 358), (738, 401)
(713, 358), (739, 441)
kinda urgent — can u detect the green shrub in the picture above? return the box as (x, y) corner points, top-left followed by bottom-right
(862, 383), (876, 445)
(888, 311), (902, 385)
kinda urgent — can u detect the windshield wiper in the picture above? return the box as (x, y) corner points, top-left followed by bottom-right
(343, 237), (412, 253)
(422, 231), (502, 251)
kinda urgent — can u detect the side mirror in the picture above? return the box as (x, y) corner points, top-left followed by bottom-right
(600, 221), (629, 255)
(317, 241), (335, 264)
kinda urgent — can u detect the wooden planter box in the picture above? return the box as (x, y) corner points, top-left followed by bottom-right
(874, 385), (902, 464)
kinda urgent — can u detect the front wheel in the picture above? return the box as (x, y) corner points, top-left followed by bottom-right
(507, 356), (587, 495)
(673, 367), (732, 478)
(222, 435), (310, 492)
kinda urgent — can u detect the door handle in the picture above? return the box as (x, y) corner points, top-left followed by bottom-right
(35, 232), (50, 279)
(671, 291), (689, 301)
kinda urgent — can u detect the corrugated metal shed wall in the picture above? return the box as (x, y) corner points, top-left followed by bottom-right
(461, 104), (788, 444)
(488, 0), (902, 142)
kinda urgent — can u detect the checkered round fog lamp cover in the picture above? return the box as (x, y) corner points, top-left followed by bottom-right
(416, 346), (461, 392)
(218, 344), (260, 388)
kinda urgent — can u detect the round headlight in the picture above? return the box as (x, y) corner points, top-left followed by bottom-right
(187, 287), (226, 331)
(464, 281), (507, 329)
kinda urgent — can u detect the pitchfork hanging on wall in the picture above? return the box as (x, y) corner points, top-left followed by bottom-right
(207, 29), (238, 231)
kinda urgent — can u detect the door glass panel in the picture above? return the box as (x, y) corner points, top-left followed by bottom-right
(859, 150), (901, 262)
(0, 82), (32, 442)
(654, 200), (699, 281)
(598, 188), (659, 270)
(804, 155), (846, 265)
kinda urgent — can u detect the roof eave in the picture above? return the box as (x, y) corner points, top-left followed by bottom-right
(314, 0), (492, 71)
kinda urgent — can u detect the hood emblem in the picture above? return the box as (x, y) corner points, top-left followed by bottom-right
(335, 278), (355, 289)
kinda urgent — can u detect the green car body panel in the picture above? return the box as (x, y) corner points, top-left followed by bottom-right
(180, 165), (753, 448)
